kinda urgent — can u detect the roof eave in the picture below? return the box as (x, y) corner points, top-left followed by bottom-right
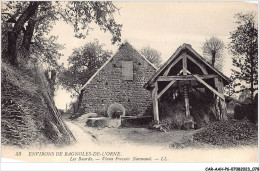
(143, 44), (231, 89)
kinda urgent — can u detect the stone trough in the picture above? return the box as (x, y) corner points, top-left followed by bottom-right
(121, 116), (153, 127)
(85, 116), (153, 128)
(86, 117), (121, 128)
(84, 103), (153, 128)
(85, 103), (124, 128)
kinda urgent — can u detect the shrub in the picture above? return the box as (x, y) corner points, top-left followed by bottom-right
(234, 100), (257, 124)
(193, 120), (257, 147)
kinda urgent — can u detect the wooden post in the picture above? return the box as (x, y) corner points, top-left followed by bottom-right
(218, 78), (228, 120)
(182, 54), (190, 118)
(214, 77), (227, 120)
(152, 82), (159, 124)
(182, 54), (187, 75)
(214, 78), (221, 120)
(183, 85), (190, 118)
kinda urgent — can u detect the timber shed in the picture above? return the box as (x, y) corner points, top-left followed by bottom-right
(144, 43), (231, 128)
(78, 41), (157, 117)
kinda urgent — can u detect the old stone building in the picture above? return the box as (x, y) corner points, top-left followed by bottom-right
(78, 41), (157, 117)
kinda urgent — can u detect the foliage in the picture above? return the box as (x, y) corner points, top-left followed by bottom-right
(234, 95), (258, 123)
(58, 40), (112, 96)
(30, 36), (64, 67)
(194, 120), (258, 147)
(224, 80), (235, 96)
(1, 62), (74, 147)
(229, 12), (258, 100)
(2, 1), (122, 66)
(140, 46), (162, 68)
(202, 36), (225, 71)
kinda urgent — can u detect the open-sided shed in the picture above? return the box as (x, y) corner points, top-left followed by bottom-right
(144, 44), (231, 128)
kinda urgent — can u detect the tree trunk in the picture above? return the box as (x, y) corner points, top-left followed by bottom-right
(22, 18), (35, 52)
(7, 2), (39, 66)
(7, 31), (18, 65)
(250, 54), (254, 101)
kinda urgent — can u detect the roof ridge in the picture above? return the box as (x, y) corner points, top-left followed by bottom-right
(80, 50), (118, 91)
(185, 45), (230, 82)
(144, 44), (184, 86)
(124, 41), (158, 70)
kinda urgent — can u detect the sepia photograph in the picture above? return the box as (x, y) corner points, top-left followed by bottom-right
(1, 1), (258, 171)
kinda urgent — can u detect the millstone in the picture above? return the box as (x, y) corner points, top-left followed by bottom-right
(107, 103), (125, 119)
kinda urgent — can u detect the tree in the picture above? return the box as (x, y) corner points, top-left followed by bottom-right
(2, 3), (64, 69)
(140, 46), (162, 68)
(2, 1), (122, 66)
(58, 40), (112, 96)
(202, 36), (225, 70)
(229, 12), (258, 101)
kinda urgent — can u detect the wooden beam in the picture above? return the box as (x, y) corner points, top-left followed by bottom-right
(147, 69), (181, 89)
(157, 80), (176, 99)
(152, 82), (159, 124)
(177, 69), (183, 75)
(163, 55), (183, 76)
(193, 75), (225, 100)
(186, 55), (208, 74)
(158, 74), (218, 81)
(183, 54), (188, 75)
(192, 87), (204, 96)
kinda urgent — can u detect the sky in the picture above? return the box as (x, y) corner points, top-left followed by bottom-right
(51, 1), (258, 110)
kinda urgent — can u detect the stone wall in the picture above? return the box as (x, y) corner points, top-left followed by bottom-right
(79, 42), (156, 116)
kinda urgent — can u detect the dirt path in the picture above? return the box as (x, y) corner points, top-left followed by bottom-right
(62, 119), (258, 162)
(65, 119), (197, 150)
(64, 120), (97, 147)
(2, 118), (257, 162)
